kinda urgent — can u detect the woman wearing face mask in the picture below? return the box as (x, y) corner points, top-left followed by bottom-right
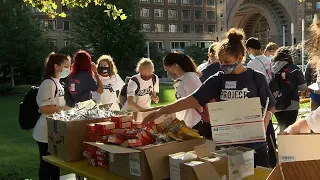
(143, 28), (276, 168)
(64, 50), (104, 107)
(164, 53), (211, 137)
(33, 52), (71, 180)
(264, 42), (279, 61)
(92, 55), (124, 110)
(121, 58), (160, 111)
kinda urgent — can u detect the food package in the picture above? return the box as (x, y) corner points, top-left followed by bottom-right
(87, 157), (97, 166)
(97, 154), (105, 161)
(140, 130), (154, 144)
(165, 119), (185, 134)
(86, 144), (97, 155)
(133, 122), (147, 129)
(124, 129), (140, 139)
(121, 139), (143, 147)
(96, 148), (106, 156)
(95, 121), (116, 136)
(107, 135), (126, 145)
(156, 118), (175, 132)
(111, 114), (133, 123)
(119, 121), (133, 129)
(145, 122), (158, 135)
(96, 135), (109, 143)
(178, 127), (201, 140)
(112, 128), (126, 135)
(87, 123), (97, 142)
(97, 160), (106, 168)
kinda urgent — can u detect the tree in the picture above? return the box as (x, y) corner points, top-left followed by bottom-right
(184, 45), (208, 66)
(23, 0), (127, 20)
(0, 0), (54, 86)
(70, 0), (146, 77)
(148, 43), (170, 77)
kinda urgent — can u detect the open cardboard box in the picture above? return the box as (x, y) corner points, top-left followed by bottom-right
(267, 134), (320, 180)
(86, 138), (205, 180)
(133, 106), (176, 124)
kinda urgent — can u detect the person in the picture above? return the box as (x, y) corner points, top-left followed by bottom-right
(246, 37), (273, 84)
(271, 46), (307, 132)
(264, 42), (279, 61)
(198, 42), (221, 82)
(64, 50), (103, 107)
(33, 53), (71, 180)
(92, 55), (124, 110)
(121, 58), (160, 111)
(143, 28), (276, 168)
(305, 61), (320, 111)
(163, 52), (211, 138)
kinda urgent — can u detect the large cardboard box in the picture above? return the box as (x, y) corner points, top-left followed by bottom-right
(207, 97), (266, 146)
(134, 107), (176, 124)
(86, 138), (205, 180)
(215, 147), (254, 180)
(47, 117), (108, 162)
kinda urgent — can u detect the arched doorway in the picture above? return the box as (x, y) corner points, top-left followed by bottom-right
(228, 0), (291, 47)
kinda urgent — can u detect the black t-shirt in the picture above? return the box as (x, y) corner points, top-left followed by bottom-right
(200, 62), (221, 83)
(282, 64), (306, 102)
(65, 71), (98, 106)
(192, 69), (276, 149)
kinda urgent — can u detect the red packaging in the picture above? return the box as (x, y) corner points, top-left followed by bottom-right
(86, 144), (97, 155)
(119, 121), (133, 129)
(146, 122), (158, 134)
(140, 130), (154, 143)
(87, 134), (96, 142)
(108, 135), (125, 144)
(133, 122), (147, 129)
(124, 129), (139, 139)
(96, 135), (109, 143)
(87, 123), (96, 134)
(112, 128), (126, 135)
(122, 139), (143, 147)
(95, 121), (115, 136)
(96, 148), (106, 156)
(88, 158), (97, 166)
(97, 154), (105, 161)
(97, 160), (105, 168)
(111, 115), (133, 123)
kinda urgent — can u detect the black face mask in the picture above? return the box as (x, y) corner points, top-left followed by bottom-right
(141, 75), (152, 81)
(98, 67), (109, 75)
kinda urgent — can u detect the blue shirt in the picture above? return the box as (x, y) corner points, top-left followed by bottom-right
(192, 69), (276, 149)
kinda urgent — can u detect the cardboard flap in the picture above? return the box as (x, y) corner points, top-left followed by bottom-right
(194, 144), (211, 158)
(193, 162), (221, 180)
(229, 154), (245, 167)
(85, 142), (140, 153)
(266, 165), (283, 180)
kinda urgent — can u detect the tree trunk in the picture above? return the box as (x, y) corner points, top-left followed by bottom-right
(10, 66), (15, 87)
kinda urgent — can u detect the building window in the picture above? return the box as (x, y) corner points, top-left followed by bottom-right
(220, 12), (224, 18)
(154, 9), (164, 18)
(168, 9), (178, 19)
(155, 24), (164, 32)
(195, 10), (203, 20)
(140, 0), (150, 2)
(207, 0), (215, 6)
(64, 40), (69, 47)
(169, 24), (178, 33)
(182, 10), (191, 20)
(168, 0), (177, 4)
(195, 24), (204, 33)
(208, 24), (216, 33)
(196, 41), (214, 48)
(306, 14), (313, 21)
(170, 41), (190, 50)
(41, 20), (57, 30)
(182, 0), (189, 5)
(49, 39), (57, 47)
(207, 11), (215, 21)
(154, 41), (164, 49)
(142, 23), (151, 32)
(140, 8), (150, 18)
(63, 21), (71, 31)
(194, 0), (202, 6)
(154, 0), (163, 3)
(220, 0), (223, 4)
(221, 27), (225, 32)
(317, 2), (320, 10)
(182, 24), (191, 33)
(306, 1), (313, 10)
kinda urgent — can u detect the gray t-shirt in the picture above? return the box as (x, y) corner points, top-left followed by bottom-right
(65, 71), (98, 107)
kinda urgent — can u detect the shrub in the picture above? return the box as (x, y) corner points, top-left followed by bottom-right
(0, 84), (13, 94)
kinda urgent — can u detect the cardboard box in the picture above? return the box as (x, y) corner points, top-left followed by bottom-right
(134, 107), (176, 124)
(216, 146), (254, 180)
(169, 152), (197, 180)
(207, 97), (266, 146)
(47, 117), (108, 162)
(86, 138), (205, 180)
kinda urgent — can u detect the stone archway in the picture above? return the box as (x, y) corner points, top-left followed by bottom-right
(227, 0), (291, 46)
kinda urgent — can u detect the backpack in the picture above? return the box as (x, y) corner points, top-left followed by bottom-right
(196, 69), (262, 123)
(19, 78), (57, 130)
(119, 74), (157, 108)
(269, 64), (295, 110)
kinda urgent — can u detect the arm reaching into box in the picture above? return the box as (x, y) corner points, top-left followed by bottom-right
(127, 96), (145, 112)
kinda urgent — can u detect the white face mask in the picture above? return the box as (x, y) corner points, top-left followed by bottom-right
(249, 54), (255, 60)
(60, 68), (70, 78)
(267, 55), (274, 60)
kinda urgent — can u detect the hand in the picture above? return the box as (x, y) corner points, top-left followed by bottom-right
(142, 109), (163, 124)
(91, 62), (98, 74)
(280, 127), (292, 135)
(281, 72), (286, 80)
(152, 96), (159, 104)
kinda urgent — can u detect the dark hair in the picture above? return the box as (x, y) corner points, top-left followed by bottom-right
(43, 52), (69, 78)
(216, 28), (245, 59)
(245, 37), (261, 50)
(70, 50), (93, 78)
(273, 46), (294, 64)
(163, 53), (200, 75)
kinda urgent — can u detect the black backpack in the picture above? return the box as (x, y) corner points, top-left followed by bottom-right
(19, 78), (57, 130)
(119, 74), (156, 108)
(269, 65), (295, 110)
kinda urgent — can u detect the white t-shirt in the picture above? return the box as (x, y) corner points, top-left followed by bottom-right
(33, 78), (66, 143)
(306, 107), (320, 133)
(197, 61), (210, 72)
(92, 74), (124, 111)
(121, 74), (159, 111)
(174, 72), (202, 128)
(247, 55), (273, 83)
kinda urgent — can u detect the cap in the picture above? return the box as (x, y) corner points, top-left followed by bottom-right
(245, 37), (261, 50)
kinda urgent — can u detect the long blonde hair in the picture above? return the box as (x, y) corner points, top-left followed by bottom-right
(97, 55), (118, 76)
(305, 15), (320, 69)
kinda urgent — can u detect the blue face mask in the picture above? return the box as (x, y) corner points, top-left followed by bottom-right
(60, 68), (70, 78)
(220, 63), (238, 74)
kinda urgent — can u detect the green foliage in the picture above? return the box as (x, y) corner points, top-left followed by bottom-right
(70, 0), (146, 77)
(184, 45), (208, 66)
(0, 84), (14, 94)
(23, 0), (127, 20)
(0, 164), (24, 180)
(148, 42), (170, 77)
